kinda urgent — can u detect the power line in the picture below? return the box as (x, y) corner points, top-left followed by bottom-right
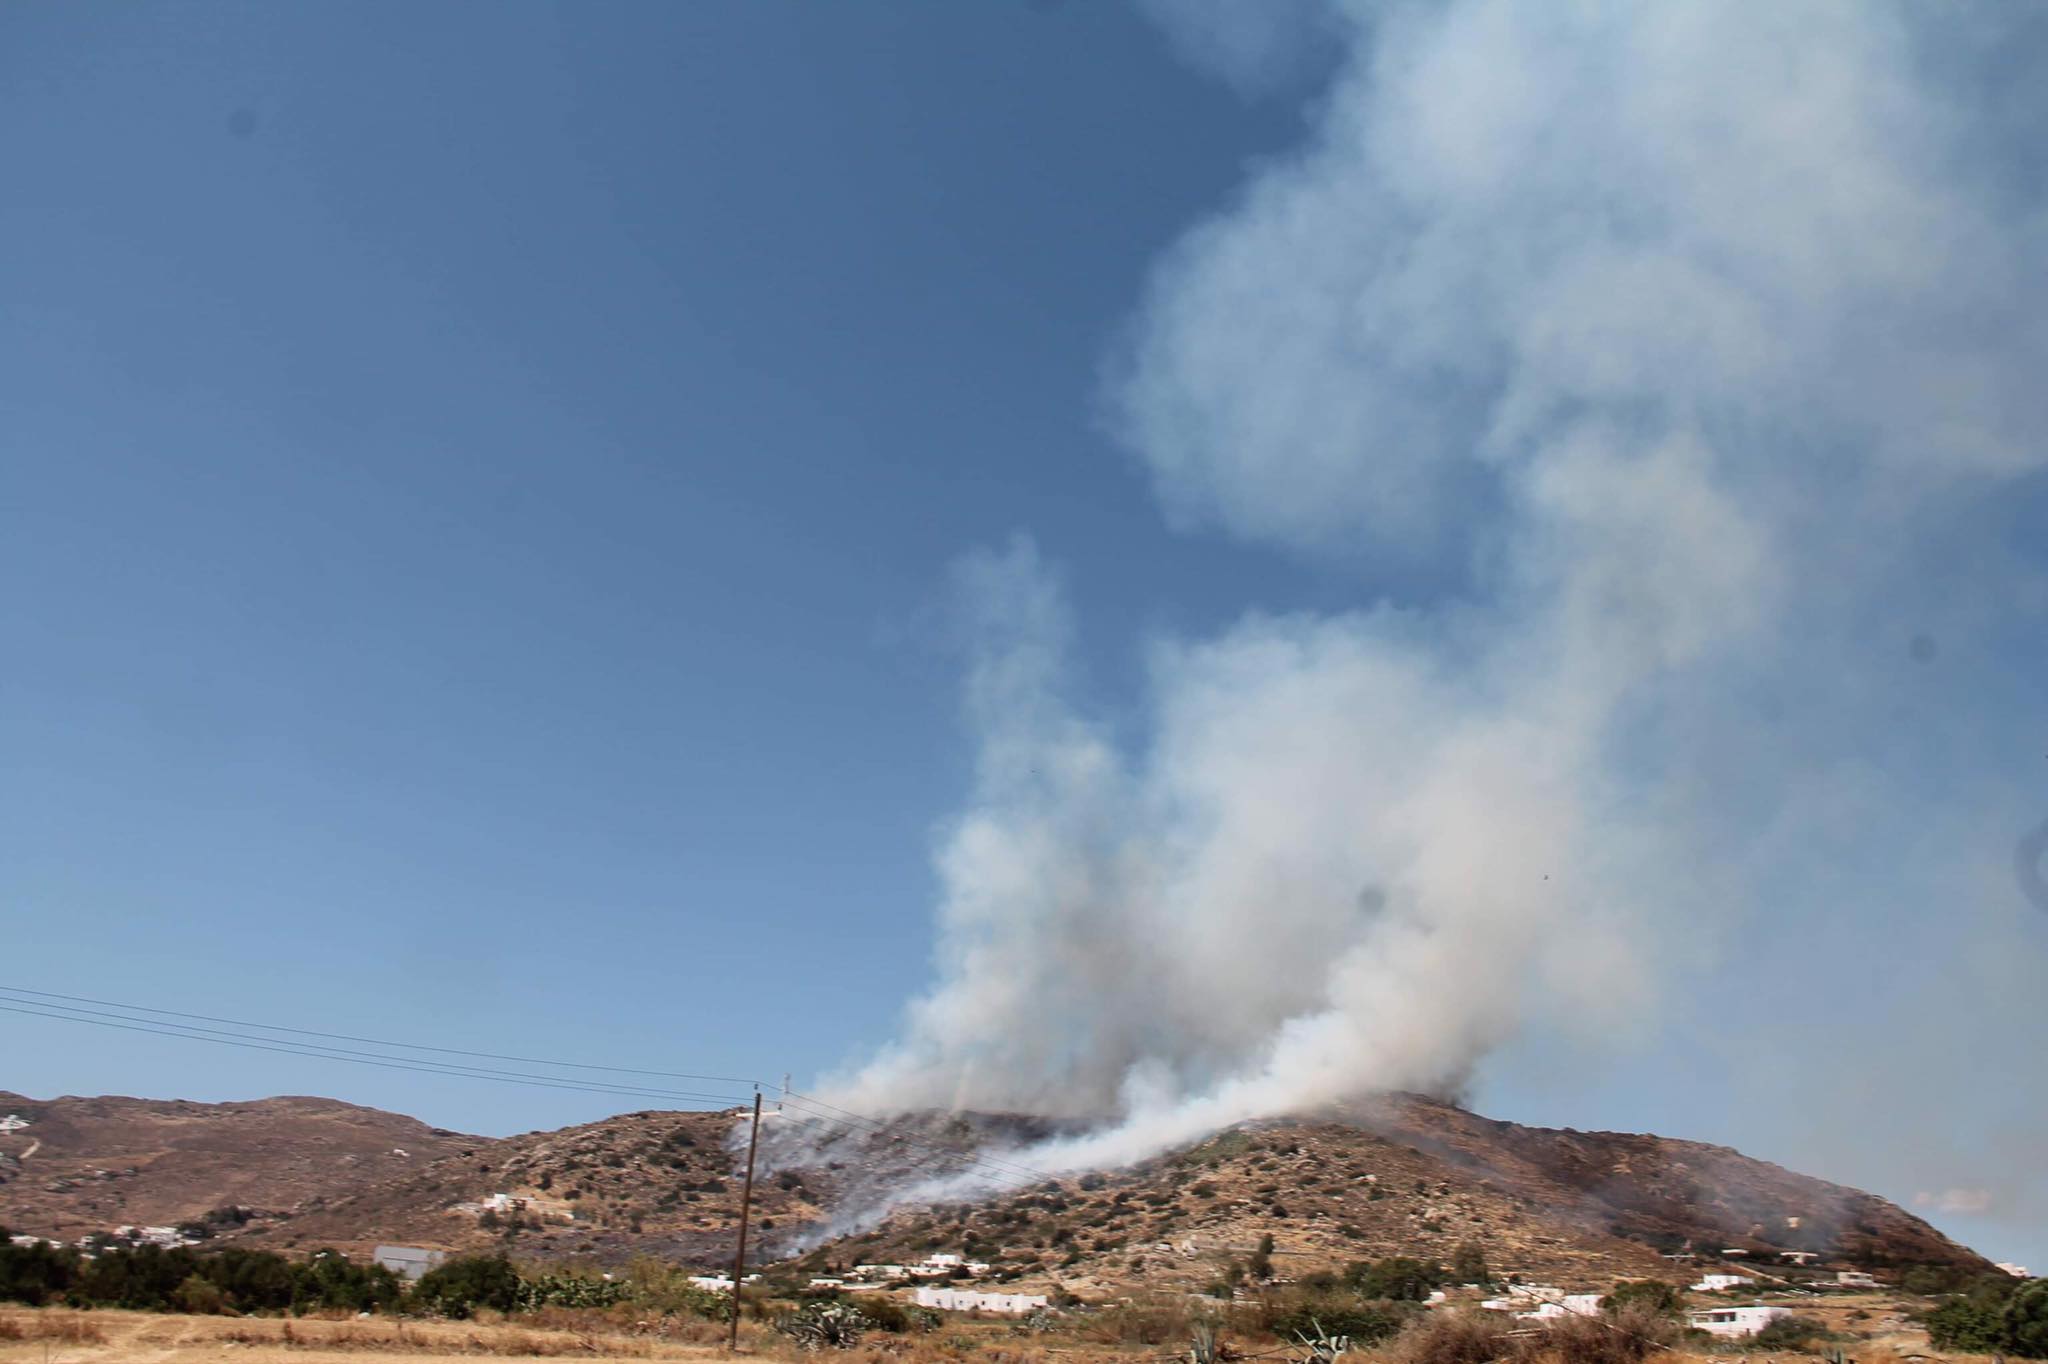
(0, 984), (756, 1085)
(1, 984), (1064, 1192)
(0, 1003), (753, 1110)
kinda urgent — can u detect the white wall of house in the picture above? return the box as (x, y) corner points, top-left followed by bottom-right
(1693, 1274), (1754, 1292)
(1689, 1306), (1790, 1339)
(913, 1287), (1049, 1315)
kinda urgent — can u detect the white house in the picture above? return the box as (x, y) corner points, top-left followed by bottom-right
(913, 1286), (1049, 1316)
(1693, 1274), (1755, 1292)
(1516, 1294), (1604, 1322)
(906, 1253), (993, 1279)
(688, 1274), (761, 1294)
(115, 1225), (191, 1249)
(852, 1264), (909, 1281)
(1688, 1306), (1790, 1339)
(1998, 1263), (2031, 1279)
(374, 1246), (448, 1280)
(1482, 1285), (1562, 1313)
(0, 1115), (29, 1133)
(1834, 1271), (1879, 1289)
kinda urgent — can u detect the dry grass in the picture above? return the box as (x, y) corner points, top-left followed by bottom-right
(1380, 1305), (1677, 1364)
(0, 1311), (109, 1344)
(0, 1307), (726, 1362)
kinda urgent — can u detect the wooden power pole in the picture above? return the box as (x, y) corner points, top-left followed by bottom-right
(727, 1090), (764, 1354)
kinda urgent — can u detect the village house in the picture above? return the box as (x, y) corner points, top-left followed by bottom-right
(1692, 1274), (1755, 1292)
(1515, 1294), (1605, 1322)
(913, 1286), (1049, 1316)
(1689, 1306), (1791, 1339)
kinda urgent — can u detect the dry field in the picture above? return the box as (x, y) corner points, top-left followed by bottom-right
(0, 1307), (732, 1364)
(0, 1308), (1142, 1364)
(0, 1297), (1985, 1364)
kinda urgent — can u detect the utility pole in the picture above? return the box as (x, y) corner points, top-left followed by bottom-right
(727, 1089), (763, 1354)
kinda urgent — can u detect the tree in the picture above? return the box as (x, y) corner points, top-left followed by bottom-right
(0, 1235), (77, 1306)
(1601, 1280), (1681, 1319)
(2002, 1279), (2048, 1360)
(1352, 1257), (1446, 1302)
(412, 1255), (520, 1319)
(1248, 1234), (1276, 1282)
(1927, 1299), (2004, 1353)
(1450, 1243), (1491, 1287)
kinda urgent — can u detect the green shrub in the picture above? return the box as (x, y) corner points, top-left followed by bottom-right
(1750, 1314), (1829, 1350)
(0, 1236), (77, 1306)
(411, 1255), (519, 1319)
(171, 1275), (229, 1315)
(1601, 1280), (1681, 1319)
(2002, 1280), (2048, 1359)
(1266, 1292), (1409, 1344)
(1350, 1257), (1447, 1302)
(774, 1301), (869, 1350)
(1926, 1298), (2006, 1353)
(517, 1270), (630, 1310)
(1450, 1243), (1491, 1287)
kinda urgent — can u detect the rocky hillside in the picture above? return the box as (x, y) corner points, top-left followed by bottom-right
(812, 1094), (1990, 1295)
(0, 1088), (1990, 1296)
(0, 1091), (473, 1242)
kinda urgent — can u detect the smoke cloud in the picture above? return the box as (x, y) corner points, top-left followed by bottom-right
(830, 0), (2048, 1197)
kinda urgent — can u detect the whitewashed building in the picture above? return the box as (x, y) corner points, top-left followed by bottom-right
(1693, 1274), (1755, 1292)
(688, 1274), (760, 1294)
(1516, 1294), (1605, 1322)
(374, 1246), (448, 1280)
(1688, 1306), (1790, 1339)
(913, 1286), (1049, 1315)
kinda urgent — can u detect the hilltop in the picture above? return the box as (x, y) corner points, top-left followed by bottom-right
(0, 1088), (1990, 1295)
(0, 1090), (471, 1242)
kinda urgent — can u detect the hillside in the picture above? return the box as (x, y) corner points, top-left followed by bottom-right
(0, 1089), (1990, 1295)
(810, 1095), (1989, 1295)
(0, 1091), (475, 1242)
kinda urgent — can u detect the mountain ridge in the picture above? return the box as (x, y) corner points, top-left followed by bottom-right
(0, 1088), (1989, 1294)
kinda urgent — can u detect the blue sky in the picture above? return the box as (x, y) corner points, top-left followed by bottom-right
(1, 0), (1309, 1111)
(4, 2), (2044, 1271)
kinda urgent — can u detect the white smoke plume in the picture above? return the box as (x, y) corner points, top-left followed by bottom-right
(828, 0), (2048, 1190)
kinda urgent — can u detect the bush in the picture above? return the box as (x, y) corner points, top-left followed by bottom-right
(516, 1270), (630, 1311)
(172, 1274), (229, 1315)
(1926, 1298), (2003, 1353)
(0, 1237), (77, 1306)
(1750, 1314), (1829, 1351)
(1450, 1243), (1492, 1287)
(1350, 1257), (1447, 1302)
(2002, 1280), (2048, 1360)
(1388, 1308), (1512, 1364)
(774, 1301), (869, 1351)
(411, 1255), (519, 1319)
(1080, 1296), (1210, 1346)
(1266, 1291), (1410, 1344)
(1532, 1305), (1674, 1364)
(618, 1259), (734, 1321)
(853, 1293), (911, 1331)
(1248, 1233), (1276, 1282)
(203, 1247), (296, 1312)
(1601, 1280), (1681, 1319)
